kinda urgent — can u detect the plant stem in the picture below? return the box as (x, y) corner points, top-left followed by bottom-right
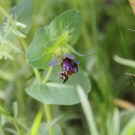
(43, 67), (53, 83)
(19, 38), (43, 83)
(44, 105), (52, 121)
(13, 120), (22, 135)
(19, 38), (28, 50)
(44, 105), (54, 135)
(33, 67), (54, 135)
(0, 4), (13, 23)
(33, 68), (42, 82)
(0, 4), (18, 32)
(43, 67), (54, 135)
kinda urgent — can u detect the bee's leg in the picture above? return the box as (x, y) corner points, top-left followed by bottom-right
(63, 78), (68, 83)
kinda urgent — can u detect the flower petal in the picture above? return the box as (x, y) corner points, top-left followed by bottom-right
(72, 63), (78, 73)
(64, 53), (74, 59)
(49, 59), (61, 66)
(73, 59), (80, 64)
(62, 57), (72, 71)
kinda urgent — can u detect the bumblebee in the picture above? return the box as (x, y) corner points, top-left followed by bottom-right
(59, 70), (73, 83)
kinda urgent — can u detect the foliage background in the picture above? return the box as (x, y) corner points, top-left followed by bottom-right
(0, 0), (135, 135)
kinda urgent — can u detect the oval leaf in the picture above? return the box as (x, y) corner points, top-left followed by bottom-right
(25, 72), (91, 105)
(49, 9), (83, 45)
(26, 28), (68, 69)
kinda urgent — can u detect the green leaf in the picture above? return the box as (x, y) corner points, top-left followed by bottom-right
(106, 109), (120, 135)
(33, 27), (50, 41)
(30, 111), (43, 135)
(26, 28), (68, 68)
(0, 104), (12, 121)
(0, 115), (6, 127)
(49, 9), (83, 45)
(10, 0), (33, 34)
(13, 101), (18, 119)
(77, 85), (99, 135)
(39, 123), (63, 135)
(26, 113), (65, 135)
(38, 114), (65, 135)
(113, 55), (135, 68)
(25, 72), (91, 105)
(112, 109), (120, 135)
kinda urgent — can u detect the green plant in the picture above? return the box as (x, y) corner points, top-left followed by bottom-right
(0, 0), (135, 135)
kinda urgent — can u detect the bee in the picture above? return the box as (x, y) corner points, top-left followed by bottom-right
(59, 70), (73, 83)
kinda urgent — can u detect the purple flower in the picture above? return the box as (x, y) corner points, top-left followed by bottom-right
(60, 57), (79, 82)
(49, 53), (79, 82)
(61, 57), (78, 73)
(61, 57), (73, 71)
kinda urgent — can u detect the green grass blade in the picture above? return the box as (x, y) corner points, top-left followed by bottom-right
(41, 114), (65, 134)
(114, 55), (135, 68)
(30, 110), (43, 135)
(77, 85), (99, 135)
(113, 109), (120, 135)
